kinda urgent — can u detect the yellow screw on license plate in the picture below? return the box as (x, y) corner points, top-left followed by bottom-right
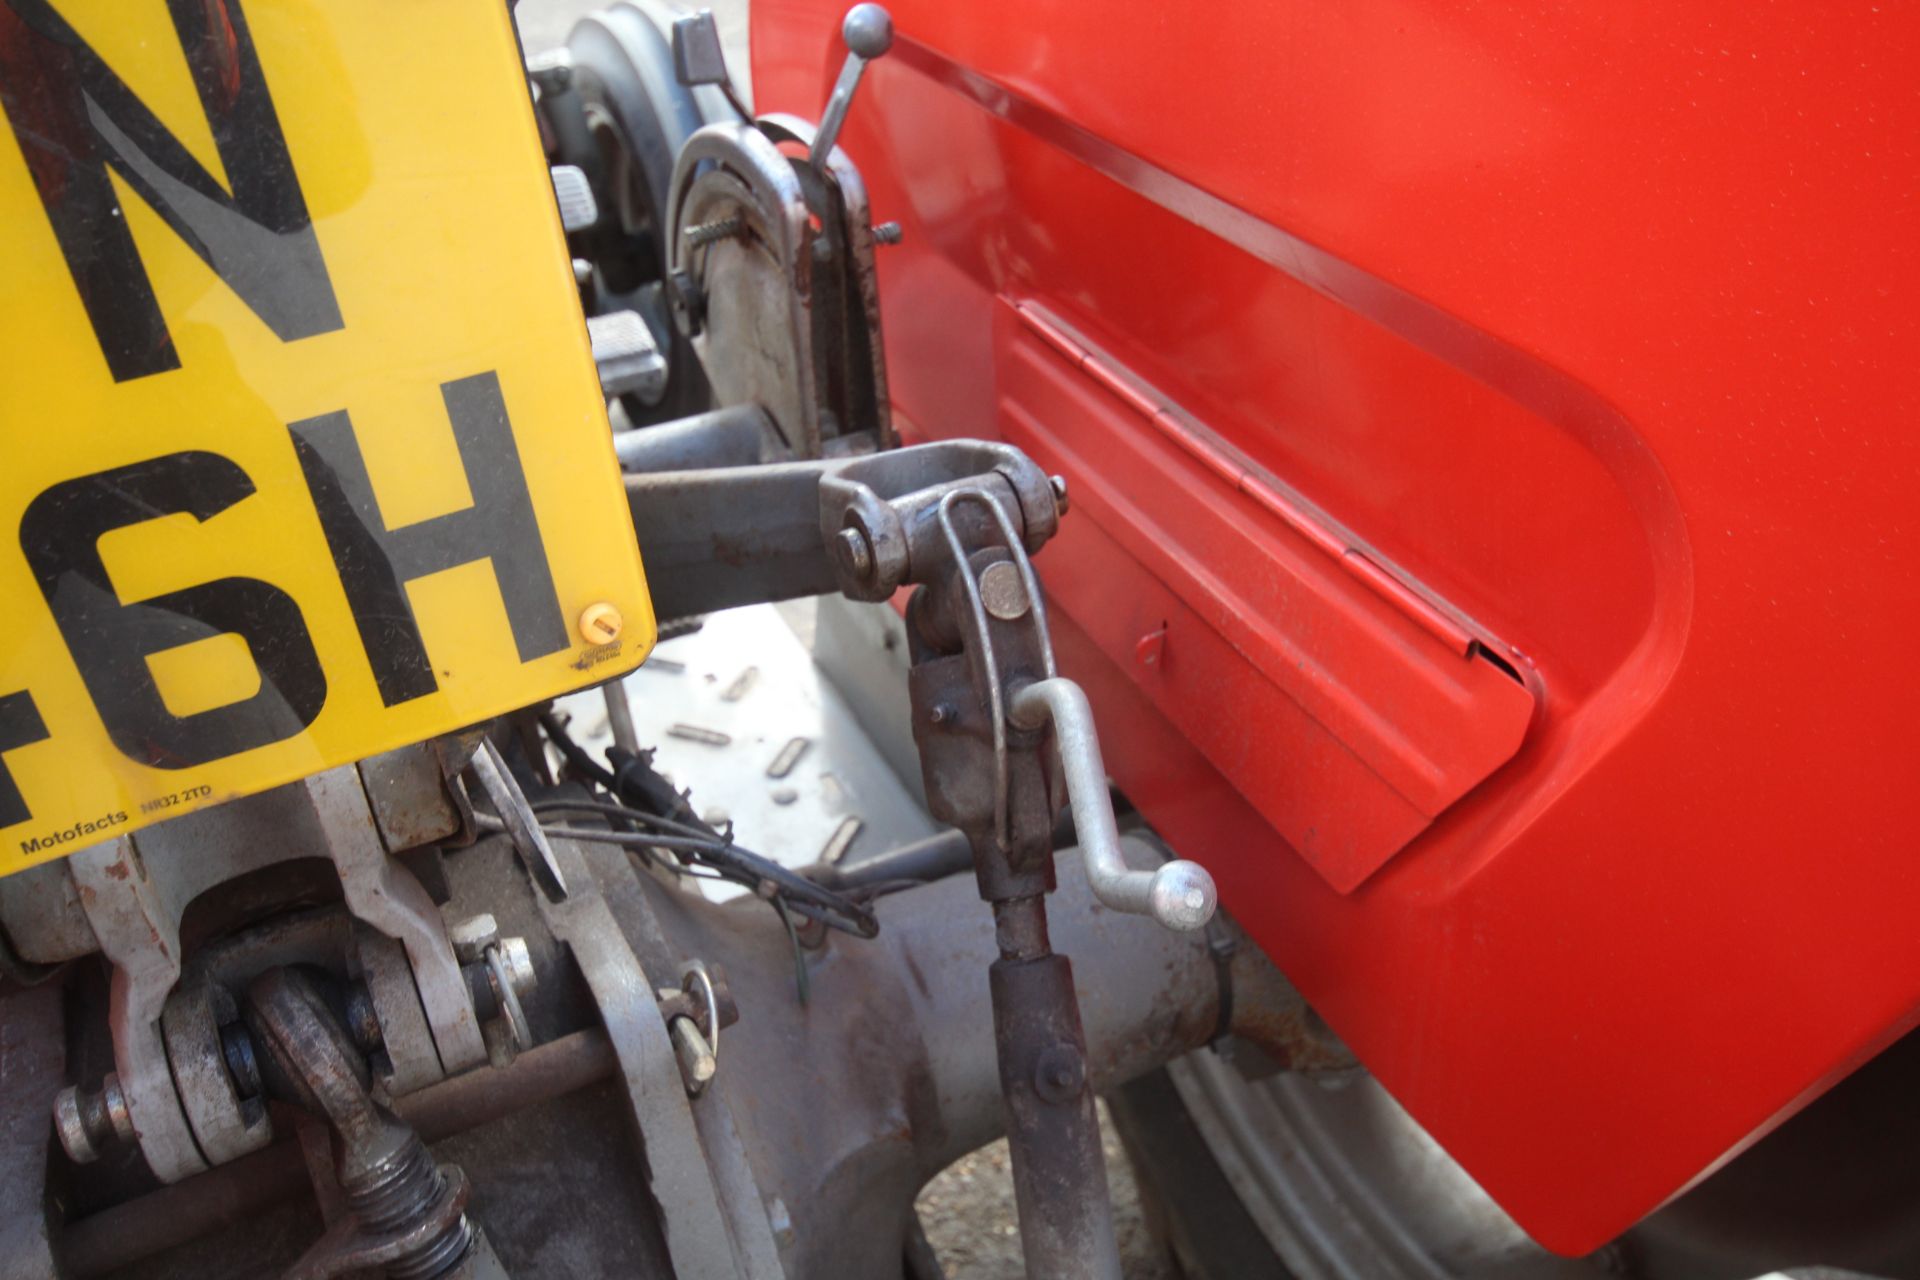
(0, 0), (654, 873)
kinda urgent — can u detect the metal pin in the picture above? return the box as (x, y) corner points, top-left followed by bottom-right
(669, 1017), (718, 1095)
(820, 816), (864, 866)
(767, 736), (812, 778)
(979, 561), (1030, 621)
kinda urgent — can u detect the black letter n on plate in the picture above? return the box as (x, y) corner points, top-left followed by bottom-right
(0, 0), (342, 381)
(291, 372), (570, 707)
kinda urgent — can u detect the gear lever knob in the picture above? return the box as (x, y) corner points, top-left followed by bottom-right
(810, 4), (894, 171)
(841, 3), (894, 58)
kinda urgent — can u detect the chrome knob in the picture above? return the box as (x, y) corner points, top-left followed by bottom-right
(1009, 677), (1219, 933)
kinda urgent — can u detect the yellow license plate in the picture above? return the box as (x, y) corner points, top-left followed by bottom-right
(0, 0), (654, 874)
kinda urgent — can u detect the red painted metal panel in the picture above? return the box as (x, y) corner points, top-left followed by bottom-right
(999, 299), (1538, 892)
(755, 0), (1920, 1253)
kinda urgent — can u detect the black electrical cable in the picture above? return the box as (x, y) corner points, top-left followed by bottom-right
(530, 716), (881, 937)
(540, 712), (620, 790)
(538, 823), (877, 938)
(531, 798), (716, 843)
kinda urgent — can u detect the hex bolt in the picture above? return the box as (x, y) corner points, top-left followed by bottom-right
(870, 220), (903, 245)
(53, 1074), (135, 1164)
(1049, 474), (1070, 516)
(835, 526), (874, 581)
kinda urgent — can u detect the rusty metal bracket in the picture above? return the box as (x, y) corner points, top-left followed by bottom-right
(625, 436), (1059, 620)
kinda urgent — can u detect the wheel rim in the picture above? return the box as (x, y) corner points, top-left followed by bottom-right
(1167, 1053), (1613, 1280)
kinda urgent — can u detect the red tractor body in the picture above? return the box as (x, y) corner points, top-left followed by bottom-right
(755, 0), (1920, 1252)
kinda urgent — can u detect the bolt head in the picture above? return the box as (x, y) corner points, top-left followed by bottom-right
(842, 3), (894, 58)
(1032, 1044), (1087, 1104)
(1049, 474), (1070, 515)
(1149, 860), (1218, 931)
(579, 602), (624, 647)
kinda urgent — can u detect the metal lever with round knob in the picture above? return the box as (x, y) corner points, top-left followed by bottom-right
(810, 4), (894, 172)
(1009, 677), (1219, 932)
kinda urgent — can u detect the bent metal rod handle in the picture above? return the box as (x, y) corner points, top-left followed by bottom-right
(1009, 678), (1218, 931)
(810, 5), (894, 171)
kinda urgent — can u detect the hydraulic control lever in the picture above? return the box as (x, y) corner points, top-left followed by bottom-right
(810, 3), (893, 171)
(614, 5), (1213, 1265)
(882, 481), (1213, 1279)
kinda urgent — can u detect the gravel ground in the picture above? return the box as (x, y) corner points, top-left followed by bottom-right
(916, 1101), (1174, 1280)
